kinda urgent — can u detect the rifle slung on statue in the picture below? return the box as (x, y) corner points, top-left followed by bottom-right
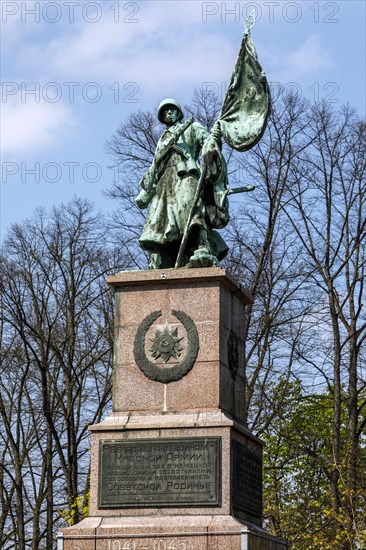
(145, 117), (194, 196)
(154, 117), (194, 165)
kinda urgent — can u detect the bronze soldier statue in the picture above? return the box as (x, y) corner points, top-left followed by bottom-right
(135, 98), (230, 269)
(135, 24), (270, 269)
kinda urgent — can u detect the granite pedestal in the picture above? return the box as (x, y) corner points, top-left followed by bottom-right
(58, 268), (289, 550)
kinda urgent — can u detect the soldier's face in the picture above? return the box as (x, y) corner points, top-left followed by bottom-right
(163, 107), (179, 126)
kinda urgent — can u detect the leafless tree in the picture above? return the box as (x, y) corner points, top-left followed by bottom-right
(0, 198), (130, 547)
(282, 103), (366, 544)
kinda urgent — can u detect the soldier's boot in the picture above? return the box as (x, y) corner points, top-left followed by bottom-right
(187, 228), (219, 268)
(149, 252), (162, 270)
(197, 228), (211, 254)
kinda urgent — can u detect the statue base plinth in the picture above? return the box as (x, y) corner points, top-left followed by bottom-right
(58, 515), (289, 550)
(57, 268), (289, 549)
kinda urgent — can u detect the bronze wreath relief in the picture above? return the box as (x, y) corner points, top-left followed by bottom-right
(133, 310), (199, 383)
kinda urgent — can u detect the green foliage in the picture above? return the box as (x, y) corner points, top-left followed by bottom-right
(58, 492), (90, 527)
(262, 379), (366, 549)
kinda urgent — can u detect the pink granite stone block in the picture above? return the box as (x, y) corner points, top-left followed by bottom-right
(110, 267), (250, 417)
(57, 270), (276, 548)
(117, 286), (171, 326)
(113, 363), (165, 412)
(234, 374), (246, 421)
(219, 362), (235, 414)
(165, 360), (220, 411)
(60, 517), (101, 550)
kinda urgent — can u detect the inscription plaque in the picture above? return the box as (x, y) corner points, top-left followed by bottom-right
(99, 437), (221, 508)
(232, 440), (262, 517)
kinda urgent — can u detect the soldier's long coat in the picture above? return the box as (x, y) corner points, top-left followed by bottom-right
(138, 120), (229, 262)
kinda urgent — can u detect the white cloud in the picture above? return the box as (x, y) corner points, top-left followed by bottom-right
(1, 2), (338, 159)
(11, 2), (336, 108)
(15, 1), (236, 97)
(261, 34), (335, 82)
(1, 97), (75, 157)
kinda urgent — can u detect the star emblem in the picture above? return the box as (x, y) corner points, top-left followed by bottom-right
(149, 325), (183, 363)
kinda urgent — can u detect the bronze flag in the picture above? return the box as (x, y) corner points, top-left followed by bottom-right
(219, 31), (271, 152)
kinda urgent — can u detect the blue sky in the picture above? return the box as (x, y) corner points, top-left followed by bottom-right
(1, 0), (365, 241)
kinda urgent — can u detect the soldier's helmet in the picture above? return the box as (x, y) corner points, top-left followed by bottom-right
(157, 98), (184, 123)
